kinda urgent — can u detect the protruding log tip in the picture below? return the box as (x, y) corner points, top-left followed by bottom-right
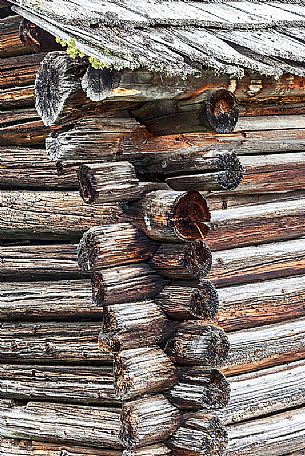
(216, 152), (244, 190)
(91, 272), (105, 306)
(78, 164), (98, 204)
(82, 66), (114, 102)
(168, 414), (228, 456)
(206, 89), (239, 134)
(35, 51), (87, 126)
(173, 191), (211, 240)
(77, 228), (96, 273)
(185, 241), (213, 279)
(192, 280), (219, 319)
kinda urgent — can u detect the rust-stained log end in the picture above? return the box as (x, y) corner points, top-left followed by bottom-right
(173, 191), (211, 241)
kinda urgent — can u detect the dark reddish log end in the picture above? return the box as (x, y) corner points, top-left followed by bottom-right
(19, 19), (62, 52)
(206, 89), (239, 134)
(78, 164), (98, 204)
(173, 191), (211, 241)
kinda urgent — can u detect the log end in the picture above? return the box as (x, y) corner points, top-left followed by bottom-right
(173, 191), (211, 241)
(216, 152), (244, 191)
(91, 272), (105, 306)
(192, 280), (219, 319)
(77, 228), (97, 272)
(168, 414), (228, 456)
(81, 66), (114, 102)
(19, 18), (62, 53)
(206, 89), (239, 134)
(35, 51), (86, 126)
(185, 241), (213, 279)
(78, 164), (98, 204)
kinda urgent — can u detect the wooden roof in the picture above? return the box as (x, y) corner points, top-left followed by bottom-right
(9, 1), (305, 77)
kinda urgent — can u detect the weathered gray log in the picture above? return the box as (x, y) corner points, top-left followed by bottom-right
(0, 108), (52, 146)
(0, 243), (84, 281)
(150, 241), (212, 280)
(0, 190), (124, 240)
(224, 316), (305, 375)
(164, 152), (244, 192)
(0, 15), (35, 58)
(209, 238), (305, 287)
(99, 301), (174, 353)
(0, 322), (111, 363)
(129, 190), (210, 242)
(92, 264), (165, 306)
(165, 324), (229, 366)
(98, 301), (174, 352)
(119, 395), (180, 448)
(78, 161), (161, 203)
(206, 198), (305, 250)
(220, 359), (305, 424)
(122, 445), (171, 456)
(133, 90), (239, 135)
(35, 52), (89, 126)
(0, 147), (76, 189)
(214, 275), (305, 331)
(0, 439), (122, 456)
(78, 223), (157, 272)
(167, 368), (230, 411)
(0, 279), (102, 320)
(226, 407), (305, 456)
(114, 346), (177, 400)
(46, 115), (148, 161)
(92, 264), (165, 305)
(0, 399), (122, 448)
(168, 414), (228, 456)
(155, 280), (219, 320)
(0, 364), (118, 405)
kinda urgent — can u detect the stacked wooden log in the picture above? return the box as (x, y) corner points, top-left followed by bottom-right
(2, 15), (305, 453)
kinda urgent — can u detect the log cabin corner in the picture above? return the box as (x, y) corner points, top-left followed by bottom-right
(1, 0), (305, 455)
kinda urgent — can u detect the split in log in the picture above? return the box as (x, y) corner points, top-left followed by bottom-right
(0, 190), (124, 240)
(119, 394), (181, 448)
(206, 198), (305, 250)
(0, 108), (53, 146)
(0, 364), (118, 405)
(19, 18), (62, 53)
(128, 190), (211, 242)
(0, 279), (103, 320)
(0, 15), (36, 58)
(122, 445), (171, 456)
(0, 243), (84, 281)
(226, 407), (305, 456)
(234, 152), (305, 194)
(0, 439), (121, 455)
(224, 316), (305, 375)
(0, 147), (78, 189)
(155, 280), (219, 320)
(78, 223), (157, 272)
(133, 90), (239, 135)
(114, 346), (177, 400)
(167, 368), (230, 411)
(0, 54), (51, 89)
(0, 399), (122, 448)
(150, 241), (212, 280)
(78, 161), (162, 203)
(220, 359), (305, 425)
(168, 414), (228, 456)
(98, 301), (174, 352)
(214, 274), (305, 331)
(35, 51), (89, 126)
(165, 324), (229, 366)
(0, 321), (112, 364)
(92, 264), (165, 306)
(209, 238), (305, 287)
